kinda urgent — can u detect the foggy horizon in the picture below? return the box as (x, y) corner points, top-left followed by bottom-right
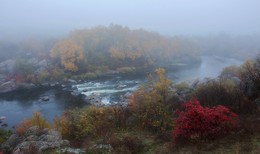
(1, 0), (260, 41)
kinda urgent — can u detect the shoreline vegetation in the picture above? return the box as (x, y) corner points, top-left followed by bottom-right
(0, 25), (202, 95)
(0, 25), (260, 153)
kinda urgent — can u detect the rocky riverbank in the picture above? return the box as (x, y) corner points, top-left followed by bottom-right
(1, 126), (85, 154)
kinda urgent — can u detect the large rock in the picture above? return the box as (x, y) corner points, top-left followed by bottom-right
(2, 126), (70, 154)
(1, 134), (21, 153)
(68, 79), (77, 84)
(0, 80), (17, 93)
(41, 96), (50, 101)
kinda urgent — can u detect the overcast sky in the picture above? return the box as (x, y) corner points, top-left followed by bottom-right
(1, 0), (260, 41)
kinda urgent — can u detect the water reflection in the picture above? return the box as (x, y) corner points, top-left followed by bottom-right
(0, 87), (87, 129)
(0, 56), (243, 128)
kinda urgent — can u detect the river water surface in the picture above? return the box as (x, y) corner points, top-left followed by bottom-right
(0, 56), (242, 128)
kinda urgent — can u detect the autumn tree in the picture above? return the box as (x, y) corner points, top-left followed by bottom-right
(128, 68), (173, 133)
(50, 40), (84, 72)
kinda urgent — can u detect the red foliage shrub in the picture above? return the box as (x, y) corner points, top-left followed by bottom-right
(173, 99), (238, 141)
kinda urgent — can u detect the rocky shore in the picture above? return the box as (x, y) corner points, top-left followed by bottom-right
(1, 126), (84, 154)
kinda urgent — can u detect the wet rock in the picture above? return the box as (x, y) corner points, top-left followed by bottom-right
(71, 90), (81, 96)
(60, 147), (85, 154)
(18, 83), (36, 89)
(41, 96), (49, 101)
(68, 79), (77, 84)
(0, 80), (17, 93)
(41, 83), (49, 87)
(0, 116), (6, 121)
(90, 144), (113, 152)
(1, 123), (8, 127)
(50, 83), (56, 87)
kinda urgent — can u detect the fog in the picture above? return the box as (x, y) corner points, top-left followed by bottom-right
(1, 0), (260, 41)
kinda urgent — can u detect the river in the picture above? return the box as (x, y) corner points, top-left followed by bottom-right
(0, 56), (242, 129)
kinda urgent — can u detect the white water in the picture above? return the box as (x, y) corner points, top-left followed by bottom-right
(0, 56), (243, 128)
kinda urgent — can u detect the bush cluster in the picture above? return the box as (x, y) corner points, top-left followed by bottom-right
(15, 112), (49, 136)
(193, 79), (247, 113)
(173, 99), (238, 142)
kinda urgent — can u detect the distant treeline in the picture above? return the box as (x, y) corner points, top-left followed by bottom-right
(49, 25), (200, 72)
(0, 25), (259, 81)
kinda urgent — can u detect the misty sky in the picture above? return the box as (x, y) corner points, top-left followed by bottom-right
(1, 0), (260, 41)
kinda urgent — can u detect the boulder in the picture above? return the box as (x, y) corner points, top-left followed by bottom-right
(68, 79), (77, 84)
(41, 96), (49, 101)
(0, 80), (17, 93)
(60, 147), (85, 154)
(24, 126), (41, 137)
(71, 90), (81, 96)
(2, 126), (70, 154)
(0, 116), (6, 121)
(1, 134), (21, 153)
(61, 84), (66, 88)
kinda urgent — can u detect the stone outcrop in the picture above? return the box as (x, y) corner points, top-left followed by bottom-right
(2, 126), (69, 153)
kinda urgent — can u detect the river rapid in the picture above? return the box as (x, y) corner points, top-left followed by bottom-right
(0, 56), (242, 129)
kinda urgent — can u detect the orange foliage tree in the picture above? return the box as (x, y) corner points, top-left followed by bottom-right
(50, 39), (84, 72)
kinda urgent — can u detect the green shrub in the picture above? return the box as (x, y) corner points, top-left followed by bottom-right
(193, 79), (248, 113)
(220, 65), (240, 78)
(109, 135), (144, 154)
(54, 106), (128, 140)
(0, 129), (11, 144)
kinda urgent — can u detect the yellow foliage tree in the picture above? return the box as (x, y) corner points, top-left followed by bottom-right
(128, 68), (173, 133)
(50, 40), (84, 72)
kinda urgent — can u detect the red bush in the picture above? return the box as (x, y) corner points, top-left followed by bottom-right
(173, 99), (238, 141)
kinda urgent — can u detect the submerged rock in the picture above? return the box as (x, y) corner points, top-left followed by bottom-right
(0, 116), (6, 121)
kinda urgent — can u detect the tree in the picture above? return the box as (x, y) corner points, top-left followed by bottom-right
(128, 68), (173, 133)
(50, 40), (84, 72)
